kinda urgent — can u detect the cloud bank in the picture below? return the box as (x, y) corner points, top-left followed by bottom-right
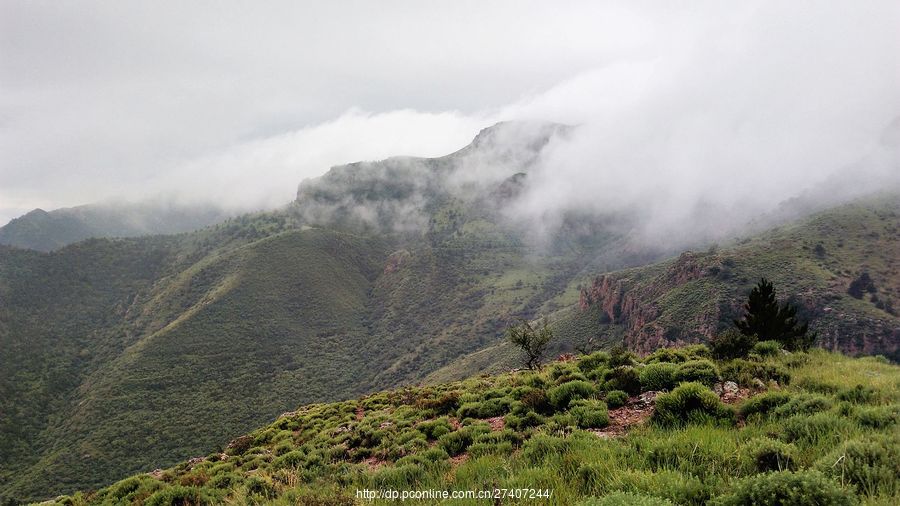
(1, 1), (898, 236)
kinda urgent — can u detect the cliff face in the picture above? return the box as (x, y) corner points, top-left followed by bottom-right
(579, 252), (725, 354)
(578, 242), (900, 359)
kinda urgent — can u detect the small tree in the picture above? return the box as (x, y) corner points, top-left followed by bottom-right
(734, 278), (815, 351)
(508, 317), (553, 370)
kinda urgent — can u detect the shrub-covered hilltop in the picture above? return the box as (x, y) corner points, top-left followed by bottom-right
(49, 346), (900, 505)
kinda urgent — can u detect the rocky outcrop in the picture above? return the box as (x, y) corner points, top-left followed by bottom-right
(579, 252), (719, 354)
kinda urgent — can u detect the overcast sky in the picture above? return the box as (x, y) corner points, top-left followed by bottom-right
(1, 1), (898, 226)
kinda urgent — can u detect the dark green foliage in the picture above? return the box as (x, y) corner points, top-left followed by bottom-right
(709, 329), (758, 360)
(639, 363), (678, 391)
(569, 399), (610, 429)
(504, 411), (546, 431)
(741, 438), (796, 472)
(771, 393), (833, 418)
(855, 405), (900, 429)
(371, 464), (425, 489)
(144, 485), (208, 506)
(652, 382), (735, 427)
(713, 470), (856, 506)
(751, 340), (782, 357)
(608, 345), (637, 368)
(518, 387), (553, 414)
(438, 430), (473, 457)
(578, 352), (610, 373)
(457, 397), (512, 419)
(604, 366), (642, 395)
(781, 413), (853, 444)
(836, 385), (878, 404)
(815, 434), (900, 497)
(673, 360), (720, 387)
(548, 380), (597, 409)
(508, 318), (554, 370)
(605, 390), (629, 409)
(847, 272), (876, 299)
(417, 418), (453, 440)
(721, 360), (790, 387)
(644, 345), (710, 364)
(577, 492), (674, 506)
(733, 278), (815, 351)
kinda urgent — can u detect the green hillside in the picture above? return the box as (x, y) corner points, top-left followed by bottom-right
(1, 123), (897, 503)
(46, 346), (900, 505)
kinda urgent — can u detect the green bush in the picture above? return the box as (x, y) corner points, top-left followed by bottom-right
(604, 366), (642, 395)
(605, 390), (629, 408)
(438, 430), (473, 456)
(548, 380), (597, 409)
(673, 360), (720, 386)
(608, 345), (637, 367)
(712, 470), (856, 506)
(521, 434), (572, 465)
(815, 434), (900, 497)
(739, 391), (792, 419)
(208, 472), (242, 489)
(741, 437), (796, 472)
(371, 464), (426, 489)
(504, 411), (546, 431)
(652, 382), (735, 427)
(577, 492), (674, 506)
(836, 385), (878, 404)
(418, 417), (453, 440)
(855, 404), (900, 429)
(721, 360), (790, 387)
(578, 351), (610, 373)
(468, 441), (514, 458)
(639, 363), (678, 391)
(518, 387), (553, 414)
(272, 450), (305, 469)
(144, 486), (209, 506)
(569, 399), (610, 429)
(751, 340), (782, 357)
(710, 329), (758, 360)
(645, 345), (710, 364)
(781, 413), (853, 444)
(771, 393), (832, 418)
(457, 397), (512, 419)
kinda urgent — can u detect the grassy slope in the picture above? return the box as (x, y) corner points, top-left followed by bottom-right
(50, 347), (900, 505)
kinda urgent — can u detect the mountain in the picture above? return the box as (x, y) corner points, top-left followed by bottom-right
(1, 122), (897, 502)
(44, 347), (900, 505)
(0, 202), (230, 252)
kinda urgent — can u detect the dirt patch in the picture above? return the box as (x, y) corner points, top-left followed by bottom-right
(448, 417), (462, 430)
(590, 392), (657, 439)
(485, 416), (505, 431)
(364, 456), (386, 470)
(450, 454), (469, 466)
(355, 405), (365, 421)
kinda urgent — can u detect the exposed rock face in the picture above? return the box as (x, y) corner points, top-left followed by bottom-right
(578, 250), (899, 359)
(579, 252), (718, 354)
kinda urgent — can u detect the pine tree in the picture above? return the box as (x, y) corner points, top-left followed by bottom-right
(734, 278), (815, 351)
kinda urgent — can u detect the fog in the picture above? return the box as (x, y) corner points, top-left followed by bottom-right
(2, 1), (898, 239)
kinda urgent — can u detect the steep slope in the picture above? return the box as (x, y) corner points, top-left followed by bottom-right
(0, 202), (229, 252)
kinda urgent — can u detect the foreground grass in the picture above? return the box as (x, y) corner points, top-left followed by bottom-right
(46, 347), (900, 505)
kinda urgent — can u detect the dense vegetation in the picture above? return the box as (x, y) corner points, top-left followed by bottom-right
(47, 347), (900, 505)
